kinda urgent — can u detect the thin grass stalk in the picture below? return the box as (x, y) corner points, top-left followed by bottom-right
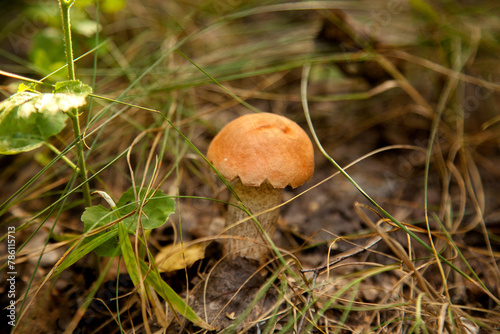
(58, 0), (91, 207)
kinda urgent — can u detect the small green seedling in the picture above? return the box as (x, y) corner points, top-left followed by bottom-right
(79, 188), (214, 330)
(82, 187), (175, 257)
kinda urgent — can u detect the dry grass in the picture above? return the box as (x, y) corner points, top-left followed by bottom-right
(1, 0), (500, 333)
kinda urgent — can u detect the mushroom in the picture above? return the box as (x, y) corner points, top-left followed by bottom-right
(207, 113), (314, 264)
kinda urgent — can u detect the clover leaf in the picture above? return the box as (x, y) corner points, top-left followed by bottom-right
(82, 187), (175, 257)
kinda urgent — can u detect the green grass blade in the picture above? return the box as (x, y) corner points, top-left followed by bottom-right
(139, 258), (215, 330)
(118, 222), (141, 285)
(53, 230), (117, 276)
(118, 222), (213, 330)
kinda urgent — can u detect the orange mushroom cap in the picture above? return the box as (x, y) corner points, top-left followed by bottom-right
(207, 113), (314, 188)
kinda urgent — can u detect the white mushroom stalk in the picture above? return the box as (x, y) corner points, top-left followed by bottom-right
(226, 180), (281, 264)
(207, 113), (314, 265)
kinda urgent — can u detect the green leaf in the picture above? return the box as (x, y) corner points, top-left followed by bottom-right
(119, 222), (141, 285)
(82, 205), (121, 257)
(18, 83), (38, 92)
(54, 80), (93, 96)
(0, 92), (68, 154)
(117, 188), (175, 230)
(54, 230), (118, 276)
(0, 80), (92, 154)
(82, 190), (207, 329)
(81, 188), (175, 256)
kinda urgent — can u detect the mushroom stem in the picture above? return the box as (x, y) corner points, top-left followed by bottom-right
(225, 180), (281, 264)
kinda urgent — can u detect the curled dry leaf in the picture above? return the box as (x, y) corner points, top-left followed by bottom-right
(155, 242), (206, 272)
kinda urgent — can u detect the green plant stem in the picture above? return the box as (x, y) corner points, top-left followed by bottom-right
(59, 0), (91, 207)
(59, 0), (76, 80)
(44, 142), (79, 171)
(69, 112), (92, 206)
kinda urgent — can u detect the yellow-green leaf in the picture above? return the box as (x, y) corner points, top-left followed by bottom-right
(155, 243), (206, 272)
